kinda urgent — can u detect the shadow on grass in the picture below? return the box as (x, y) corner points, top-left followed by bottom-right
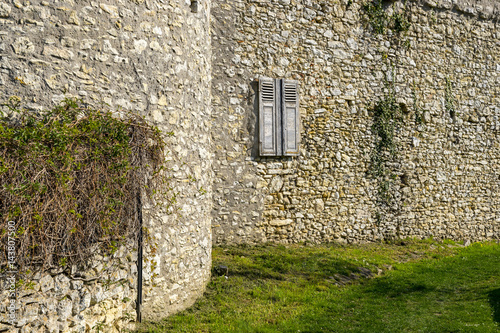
(214, 254), (363, 283)
(296, 249), (500, 333)
(489, 288), (500, 325)
(363, 277), (436, 298)
(359, 265), (442, 298)
(212, 265), (286, 281)
(214, 245), (365, 284)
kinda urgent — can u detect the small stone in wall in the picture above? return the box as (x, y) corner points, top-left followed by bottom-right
(423, 111), (431, 123)
(44, 76), (61, 90)
(39, 275), (54, 293)
(12, 37), (35, 55)
(100, 3), (119, 17)
(67, 11), (80, 25)
(42, 46), (74, 60)
(412, 137), (420, 147)
(57, 299), (73, 321)
(346, 38), (358, 50)
(78, 291), (91, 312)
(0, 3), (11, 17)
(150, 40), (162, 52)
(54, 275), (71, 295)
(103, 40), (119, 55)
(61, 37), (77, 48)
(133, 40), (148, 54)
(270, 219), (293, 227)
(314, 199), (324, 212)
(324, 30), (334, 38)
(80, 39), (96, 50)
(269, 176), (283, 193)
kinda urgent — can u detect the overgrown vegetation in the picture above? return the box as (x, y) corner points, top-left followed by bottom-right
(369, 83), (404, 219)
(370, 93), (403, 179)
(363, 0), (415, 227)
(136, 241), (500, 332)
(363, 0), (411, 35)
(0, 98), (172, 275)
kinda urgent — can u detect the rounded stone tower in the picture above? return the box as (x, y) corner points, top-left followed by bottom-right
(0, 0), (212, 331)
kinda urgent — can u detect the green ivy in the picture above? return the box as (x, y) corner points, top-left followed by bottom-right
(370, 93), (403, 178)
(363, 0), (410, 35)
(369, 85), (404, 227)
(363, 0), (387, 34)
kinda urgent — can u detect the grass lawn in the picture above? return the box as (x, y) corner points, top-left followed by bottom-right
(136, 240), (500, 333)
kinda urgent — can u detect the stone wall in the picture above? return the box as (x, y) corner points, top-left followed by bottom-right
(0, 0), (213, 330)
(211, 0), (500, 244)
(1, 244), (137, 332)
(2, 0), (500, 329)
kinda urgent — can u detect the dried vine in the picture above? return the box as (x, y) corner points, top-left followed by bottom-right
(0, 98), (173, 275)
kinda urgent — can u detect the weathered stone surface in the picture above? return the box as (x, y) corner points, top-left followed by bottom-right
(0, 0), (213, 330)
(211, 0), (500, 245)
(270, 219), (293, 227)
(12, 37), (35, 55)
(53, 275), (70, 296)
(67, 11), (80, 25)
(269, 176), (284, 193)
(0, 3), (11, 18)
(2, 0), (500, 330)
(99, 3), (118, 17)
(42, 46), (74, 60)
(39, 275), (54, 293)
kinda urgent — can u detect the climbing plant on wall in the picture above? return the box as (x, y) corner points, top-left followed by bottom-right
(362, 0), (413, 232)
(0, 98), (173, 275)
(363, 0), (411, 35)
(369, 84), (404, 202)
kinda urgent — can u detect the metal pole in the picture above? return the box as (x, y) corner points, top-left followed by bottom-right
(136, 190), (143, 323)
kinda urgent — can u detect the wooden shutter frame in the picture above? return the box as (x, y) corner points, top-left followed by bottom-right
(281, 79), (300, 156)
(258, 77), (280, 156)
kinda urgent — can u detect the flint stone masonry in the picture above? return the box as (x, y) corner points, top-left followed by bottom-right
(0, 245), (136, 333)
(0, 0), (212, 331)
(211, 0), (500, 245)
(1, 0), (500, 330)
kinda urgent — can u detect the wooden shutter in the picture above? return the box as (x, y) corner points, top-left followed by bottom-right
(281, 79), (300, 156)
(259, 77), (280, 156)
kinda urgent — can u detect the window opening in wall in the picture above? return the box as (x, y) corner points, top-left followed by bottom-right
(258, 77), (300, 157)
